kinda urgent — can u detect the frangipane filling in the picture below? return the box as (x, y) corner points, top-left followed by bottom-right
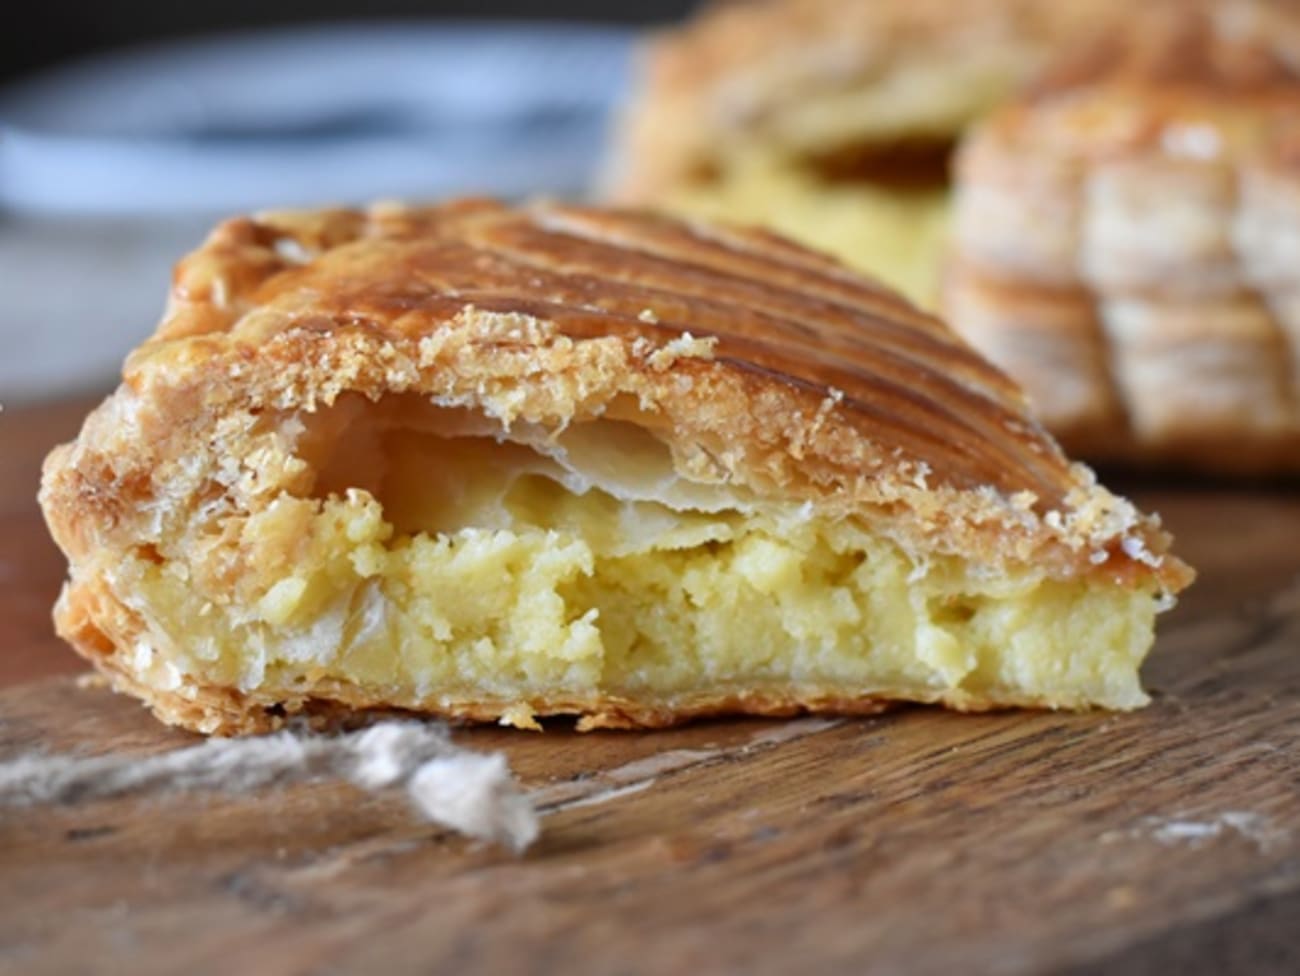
(118, 395), (1158, 719)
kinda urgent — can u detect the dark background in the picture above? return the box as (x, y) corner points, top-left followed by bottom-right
(3, 1), (696, 85)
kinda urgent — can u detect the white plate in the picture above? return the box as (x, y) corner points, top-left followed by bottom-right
(0, 22), (635, 215)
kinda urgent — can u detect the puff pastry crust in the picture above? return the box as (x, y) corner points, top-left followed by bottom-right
(41, 200), (1190, 735)
(946, 5), (1300, 470)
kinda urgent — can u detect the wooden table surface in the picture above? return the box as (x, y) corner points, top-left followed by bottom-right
(2, 396), (1298, 975)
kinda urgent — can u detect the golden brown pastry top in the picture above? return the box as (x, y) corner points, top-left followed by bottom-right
(50, 200), (1189, 591)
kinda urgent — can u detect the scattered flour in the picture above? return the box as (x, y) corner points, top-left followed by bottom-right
(0, 721), (538, 852)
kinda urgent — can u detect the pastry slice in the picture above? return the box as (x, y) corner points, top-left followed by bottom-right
(41, 200), (1191, 736)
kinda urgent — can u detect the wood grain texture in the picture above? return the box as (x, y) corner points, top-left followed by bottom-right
(2, 398), (1299, 975)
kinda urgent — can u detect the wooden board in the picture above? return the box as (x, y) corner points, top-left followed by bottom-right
(2, 397), (1299, 975)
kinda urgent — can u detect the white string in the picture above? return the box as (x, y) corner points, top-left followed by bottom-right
(0, 720), (538, 853)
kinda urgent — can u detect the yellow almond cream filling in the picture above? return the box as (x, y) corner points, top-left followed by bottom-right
(115, 422), (1159, 719)
(667, 154), (951, 309)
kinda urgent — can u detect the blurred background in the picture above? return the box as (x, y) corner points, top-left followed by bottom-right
(0, 1), (694, 405)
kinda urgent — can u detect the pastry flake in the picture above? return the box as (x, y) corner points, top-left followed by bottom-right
(40, 200), (1191, 735)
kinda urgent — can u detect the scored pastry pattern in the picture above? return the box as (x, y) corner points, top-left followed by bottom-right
(154, 198), (1076, 504)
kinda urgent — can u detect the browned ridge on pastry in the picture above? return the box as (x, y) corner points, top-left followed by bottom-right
(42, 200), (1190, 735)
(149, 199), (1074, 505)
